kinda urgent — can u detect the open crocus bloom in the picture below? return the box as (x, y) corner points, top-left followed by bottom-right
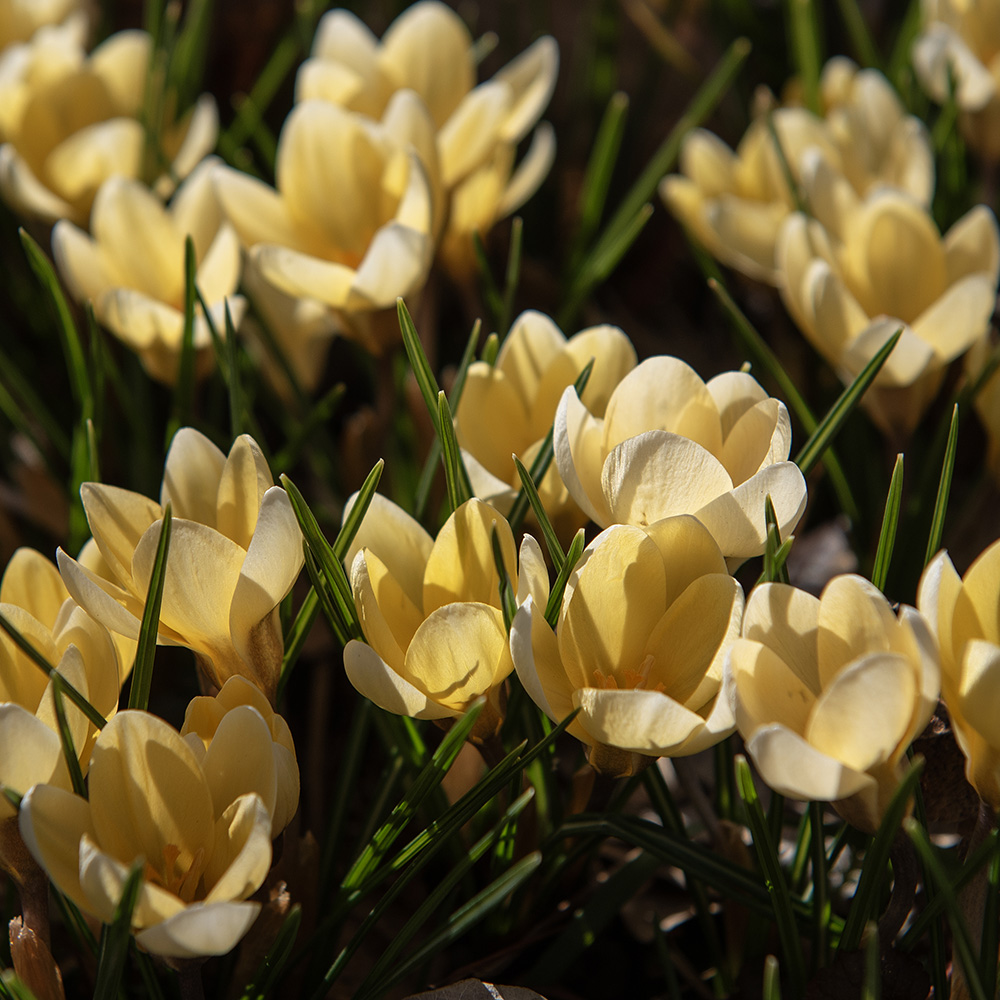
(777, 160), (1000, 437)
(554, 356), (807, 564)
(511, 516), (743, 776)
(213, 98), (434, 354)
(913, 0), (1000, 159)
(660, 59), (931, 285)
(52, 158), (244, 385)
(296, 1), (558, 275)
(181, 677), (299, 838)
(455, 311), (636, 535)
(56, 429), (304, 703)
(0, 548), (122, 817)
(0, 29), (216, 225)
(343, 496), (517, 730)
(725, 576), (939, 833)
(919, 542), (1000, 808)
(19, 711), (272, 958)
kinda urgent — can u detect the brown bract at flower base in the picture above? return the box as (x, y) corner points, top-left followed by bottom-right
(56, 428), (304, 704)
(512, 516), (744, 778)
(724, 576), (939, 833)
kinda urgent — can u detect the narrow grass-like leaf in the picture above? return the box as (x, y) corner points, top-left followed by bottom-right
(761, 494), (791, 584)
(570, 91), (630, 273)
(835, 0), (881, 67)
(871, 453), (904, 592)
(52, 889), (98, 957)
(810, 801), (830, 970)
(224, 298), (245, 437)
(276, 587), (318, 704)
(437, 390), (473, 512)
(545, 528), (586, 629)
(302, 548), (350, 648)
(333, 459), (384, 562)
(397, 298), (442, 436)
(513, 456), (565, 570)
(763, 956), (782, 1000)
(92, 862), (144, 1000)
(491, 525), (517, 631)
(472, 230), (505, 327)
(340, 699), (485, 892)
(0, 611), (106, 731)
(788, 0), (822, 114)
(20, 230), (91, 417)
(906, 819), (988, 1000)
(500, 216), (524, 337)
(707, 277), (859, 522)
(168, 236), (198, 442)
(765, 111), (807, 214)
(795, 329), (902, 476)
(840, 757), (924, 950)
(652, 919), (683, 1000)
(2, 788), (21, 812)
(481, 333), (500, 365)
(85, 419), (100, 483)
(508, 358), (593, 534)
(924, 404), (959, 565)
(51, 675), (86, 798)
(128, 504), (172, 711)
(0, 975), (35, 1000)
(239, 905), (302, 1000)
(736, 755), (806, 995)
(862, 923), (880, 1000)
(980, 832), (999, 997)
(359, 851), (543, 1000)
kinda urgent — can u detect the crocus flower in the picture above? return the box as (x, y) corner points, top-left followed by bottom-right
(56, 428), (304, 703)
(52, 158), (244, 385)
(0, 548), (122, 817)
(553, 356), (807, 564)
(511, 516), (744, 776)
(919, 541), (1000, 808)
(19, 710), (272, 958)
(661, 58), (932, 285)
(181, 677), (299, 838)
(454, 310), (636, 534)
(0, 28), (217, 225)
(213, 98), (434, 354)
(777, 162), (1000, 437)
(724, 576), (939, 833)
(0, 0), (86, 51)
(343, 495), (517, 731)
(295, 1), (557, 275)
(913, 0), (1000, 159)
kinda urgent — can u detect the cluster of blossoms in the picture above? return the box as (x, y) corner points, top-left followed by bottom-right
(4, 0), (1000, 994)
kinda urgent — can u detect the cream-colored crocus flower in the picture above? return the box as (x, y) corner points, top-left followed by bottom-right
(0, 548), (122, 817)
(554, 356), (807, 564)
(919, 541), (1000, 808)
(343, 495), (517, 731)
(181, 677), (299, 838)
(56, 428), (304, 703)
(724, 576), (940, 833)
(777, 158), (1000, 437)
(0, 0), (86, 51)
(661, 59), (932, 285)
(0, 28), (217, 225)
(52, 158), (244, 385)
(455, 311), (636, 534)
(296, 1), (558, 275)
(19, 710), (272, 958)
(913, 0), (1000, 159)
(214, 98), (434, 354)
(511, 516), (743, 776)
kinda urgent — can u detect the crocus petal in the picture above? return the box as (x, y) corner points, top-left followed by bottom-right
(216, 435), (273, 550)
(944, 204), (1000, 285)
(56, 549), (147, 641)
(347, 219), (431, 308)
(917, 549), (963, 675)
(705, 371), (769, 438)
(455, 365), (532, 478)
(554, 386), (612, 526)
(494, 36), (558, 144)
(958, 639), (1000, 749)
(80, 483), (162, 588)
(741, 583), (821, 694)
(0, 549), (68, 624)
(202, 792), (273, 903)
(954, 541), (1000, 648)
(343, 639), (453, 720)
(438, 81), (510, 187)
(135, 901), (261, 959)
(516, 535), (549, 609)
(51, 219), (111, 303)
(719, 398), (791, 486)
(496, 311), (566, 405)
(0, 143), (75, 222)
(213, 167), (300, 249)
(250, 243), (357, 307)
(496, 120), (556, 218)
(642, 515), (729, 607)
(403, 603), (513, 711)
(160, 427), (226, 526)
(0, 705), (71, 816)
(912, 273), (996, 363)
(727, 638), (816, 737)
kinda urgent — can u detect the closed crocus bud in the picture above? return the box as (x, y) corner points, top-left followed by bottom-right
(296, 2), (558, 277)
(777, 162), (1000, 438)
(913, 0), (1000, 160)
(511, 516), (744, 777)
(181, 677), (299, 839)
(19, 711), (272, 959)
(554, 356), (807, 565)
(455, 311), (636, 536)
(343, 495), (517, 733)
(724, 576), (940, 833)
(0, 549), (122, 818)
(52, 158), (244, 386)
(919, 542), (1000, 809)
(56, 428), (304, 704)
(214, 98), (434, 355)
(661, 58), (932, 285)
(0, 29), (217, 225)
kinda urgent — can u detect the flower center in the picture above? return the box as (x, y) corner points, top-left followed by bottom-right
(592, 654), (665, 693)
(144, 844), (206, 903)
